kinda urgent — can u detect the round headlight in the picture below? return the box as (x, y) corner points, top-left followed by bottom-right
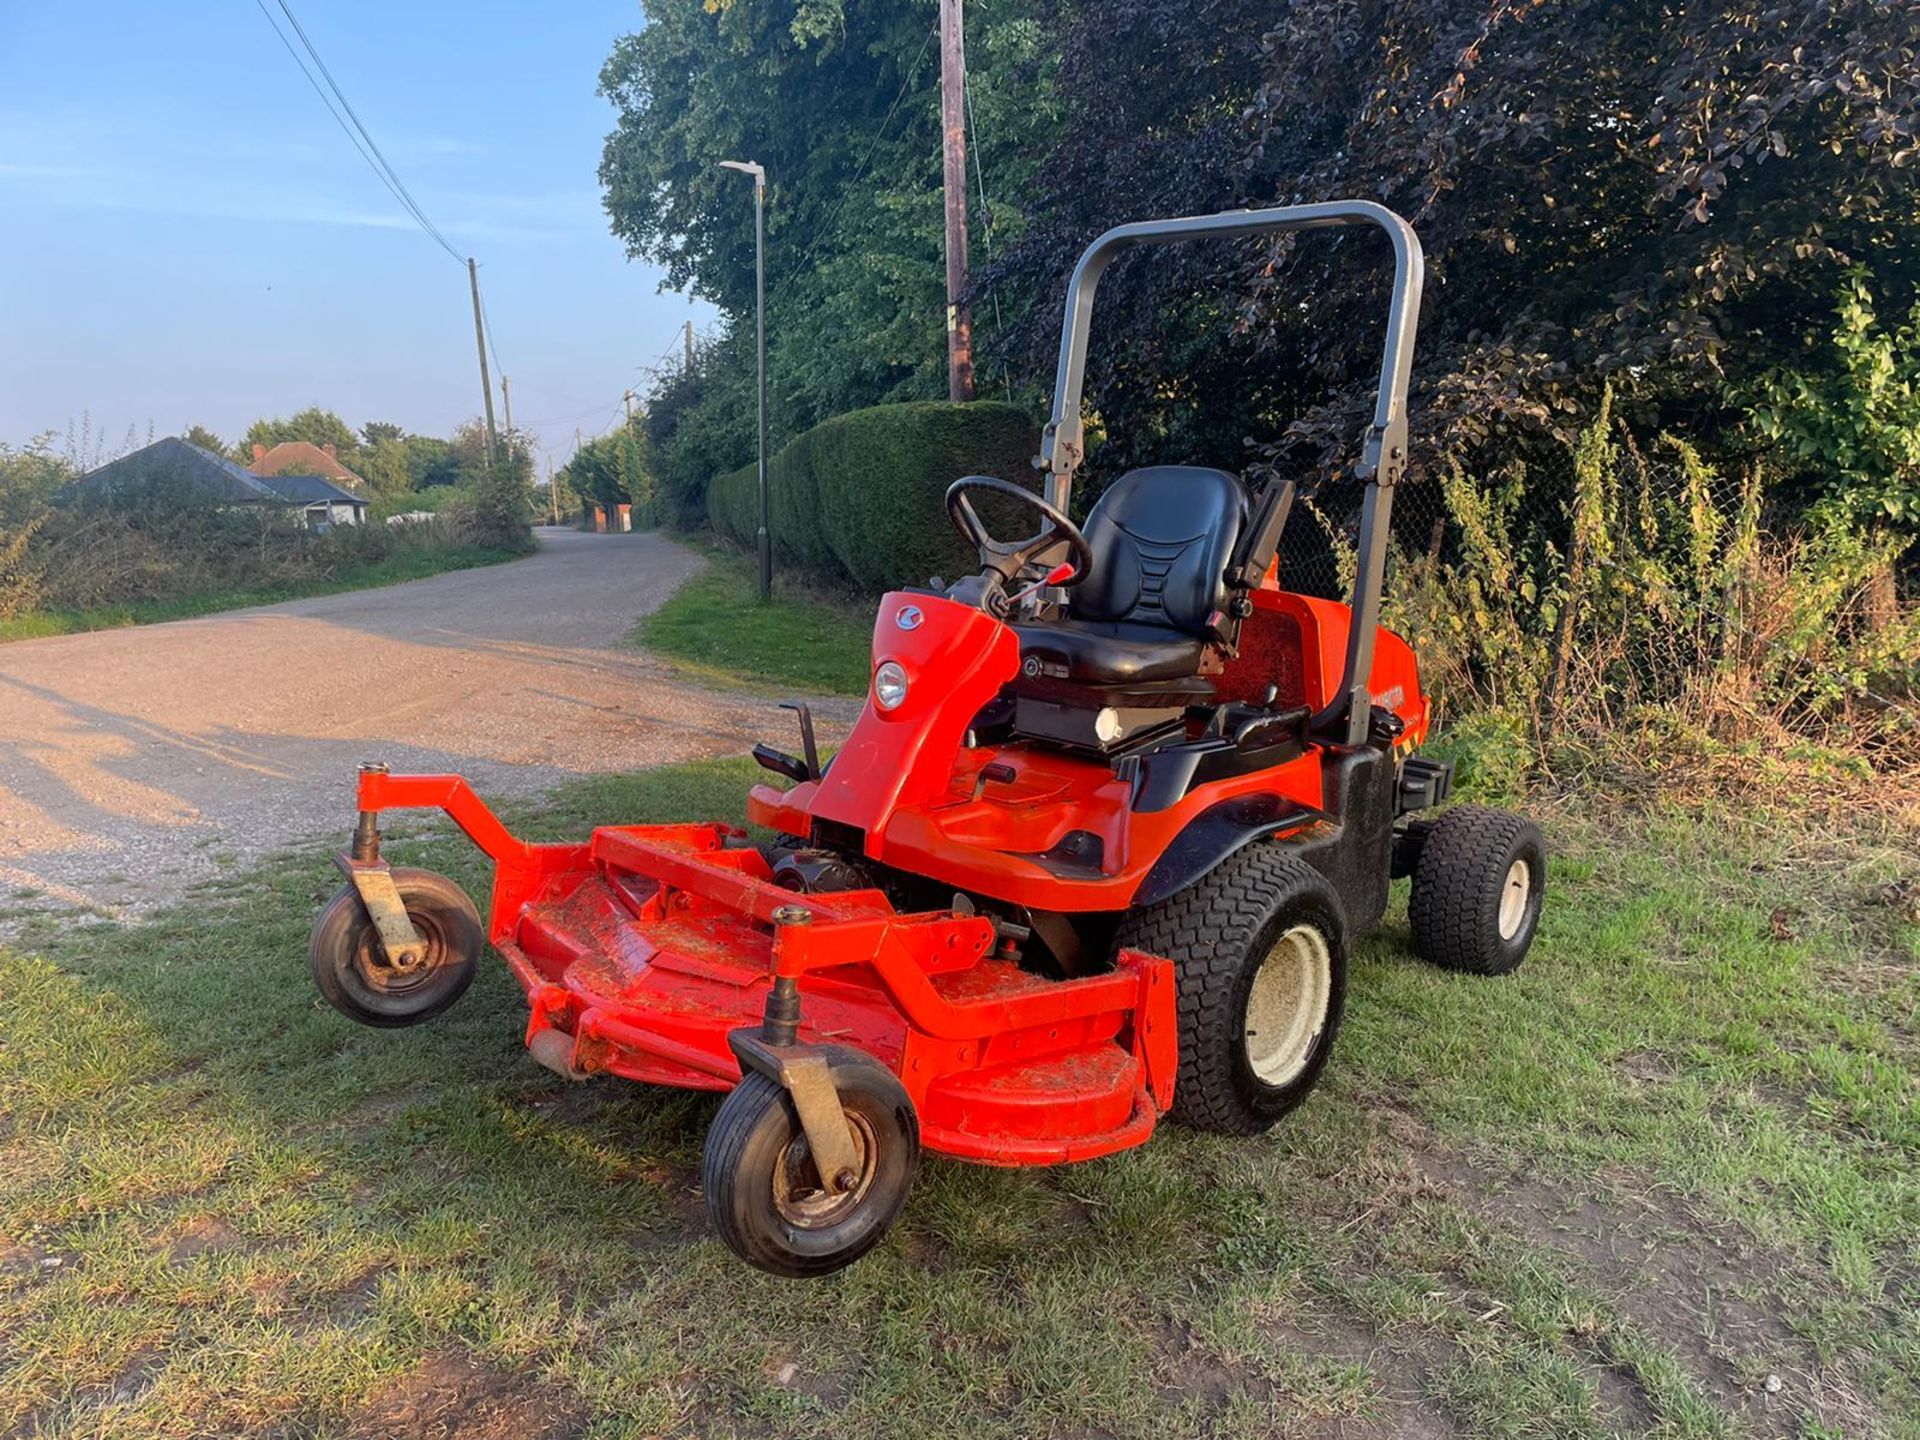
(873, 660), (909, 711)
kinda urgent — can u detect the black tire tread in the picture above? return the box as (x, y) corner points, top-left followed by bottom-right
(702, 1056), (918, 1278)
(704, 1072), (792, 1272)
(1407, 805), (1544, 975)
(309, 866), (482, 1028)
(1116, 847), (1343, 1135)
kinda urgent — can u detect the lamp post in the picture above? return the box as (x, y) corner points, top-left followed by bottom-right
(719, 159), (770, 602)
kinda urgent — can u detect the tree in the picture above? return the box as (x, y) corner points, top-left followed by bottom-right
(361, 420), (405, 447)
(182, 424), (227, 457)
(982, 0), (1920, 494)
(356, 437), (414, 496)
(404, 435), (462, 490)
(560, 423), (654, 523)
(239, 407), (361, 466)
(601, 0), (1059, 442)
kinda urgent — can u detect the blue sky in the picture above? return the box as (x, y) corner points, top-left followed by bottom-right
(0, 0), (710, 472)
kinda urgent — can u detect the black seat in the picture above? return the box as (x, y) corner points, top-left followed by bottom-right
(1015, 465), (1247, 685)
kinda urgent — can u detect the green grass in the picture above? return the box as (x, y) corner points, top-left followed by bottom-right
(0, 543), (526, 644)
(633, 547), (875, 696)
(0, 762), (1915, 1438)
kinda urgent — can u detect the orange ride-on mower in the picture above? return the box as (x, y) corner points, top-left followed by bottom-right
(309, 201), (1546, 1276)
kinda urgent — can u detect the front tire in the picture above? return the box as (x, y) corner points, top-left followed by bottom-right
(309, 867), (482, 1028)
(1407, 806), (1546, 975)
(703, 1053), (919, 1278)
(1116, 849), (1347, 1135)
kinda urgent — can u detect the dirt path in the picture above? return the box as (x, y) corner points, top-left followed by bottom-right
(0, 529), (830, 914)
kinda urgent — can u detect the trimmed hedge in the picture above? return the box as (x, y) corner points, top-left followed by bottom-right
(708, 401), (1039, 592)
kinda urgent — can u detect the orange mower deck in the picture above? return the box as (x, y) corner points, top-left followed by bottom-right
(366, 771), (1177, 1165)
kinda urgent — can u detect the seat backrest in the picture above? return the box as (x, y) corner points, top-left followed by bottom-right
(1071, 466), (1248, 635)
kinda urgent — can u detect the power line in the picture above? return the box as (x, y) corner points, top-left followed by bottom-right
(251, 0), (460, 265)
(795, 23), (938, 274)
(264, 0), (462, 264)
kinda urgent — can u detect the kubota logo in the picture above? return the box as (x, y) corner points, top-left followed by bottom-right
(895, 606), (923, 631)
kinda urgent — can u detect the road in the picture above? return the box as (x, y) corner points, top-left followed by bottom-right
(0, 529), (826, 914)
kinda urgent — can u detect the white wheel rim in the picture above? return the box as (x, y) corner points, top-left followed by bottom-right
(1243, 923), (1332, 1087)
(1498, 858), (1532, 941)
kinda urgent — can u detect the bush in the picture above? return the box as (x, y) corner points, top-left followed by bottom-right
(707, 401), (1039, 592)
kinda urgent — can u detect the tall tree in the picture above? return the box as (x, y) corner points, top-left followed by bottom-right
(240, 407), (361, 466)
(601, 0), (1059, 441)
(182, 424), (227, 457)
(984, 0), (1920, 491)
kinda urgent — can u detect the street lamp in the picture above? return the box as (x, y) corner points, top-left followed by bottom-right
(719, 159), (770, 602)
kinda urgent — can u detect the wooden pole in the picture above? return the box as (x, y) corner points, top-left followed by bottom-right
(467, 258), (498, 473)
(939, 0), (975, 401)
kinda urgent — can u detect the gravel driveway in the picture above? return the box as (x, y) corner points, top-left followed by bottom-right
(0, 528), (830, 914)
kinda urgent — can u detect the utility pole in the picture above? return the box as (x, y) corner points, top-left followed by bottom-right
(547, 456), (558, 524)
(467, 257), (499, 473)
(500, 373), (513, 440)
(622, 390), (634, 427)
(684, 318), (694, 372)
(939, 0), (975, 402)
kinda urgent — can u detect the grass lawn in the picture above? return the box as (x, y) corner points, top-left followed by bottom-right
(0, 543), (525, 645)
(0, 756), (1914, 1438)
(632, 546), (875, 696)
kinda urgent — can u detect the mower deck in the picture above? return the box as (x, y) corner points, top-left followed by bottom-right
(376, 775), (1176, 1166)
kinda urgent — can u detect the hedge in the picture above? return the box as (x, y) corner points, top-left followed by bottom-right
(707, 401), (1040, 592)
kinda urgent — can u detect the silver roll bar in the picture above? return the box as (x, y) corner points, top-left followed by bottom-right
(1035, 200), (1426, 745)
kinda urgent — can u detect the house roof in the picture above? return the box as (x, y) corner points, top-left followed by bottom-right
(64, 437), (282, 506)
(256, 472), (369, 507)
(249, 441), (367, 489)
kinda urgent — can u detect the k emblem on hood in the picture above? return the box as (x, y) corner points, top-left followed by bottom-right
(895, 605), (924, 631)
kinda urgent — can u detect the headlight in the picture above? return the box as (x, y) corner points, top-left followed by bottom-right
(873, 661), (909, 711)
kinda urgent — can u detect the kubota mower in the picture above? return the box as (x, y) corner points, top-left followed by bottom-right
(310, 201), (1546, 1276)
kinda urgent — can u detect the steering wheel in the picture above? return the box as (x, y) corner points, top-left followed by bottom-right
(943, 475), (1093, 589)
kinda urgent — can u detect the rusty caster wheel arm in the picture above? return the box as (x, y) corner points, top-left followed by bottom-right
(724, 905), (866, 1195)
(332, 761), (430, 971)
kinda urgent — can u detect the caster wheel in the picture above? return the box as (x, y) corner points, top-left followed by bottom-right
(1408, 806), (1546, 975)
(702, 1052), (918, 1278)
(309, 867), (482, 1028)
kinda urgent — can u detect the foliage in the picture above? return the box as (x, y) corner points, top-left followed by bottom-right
(559, 423), (657, 526)
(603, 0), (1059, 444)
(239, 407), (361, 467)
(642, 327), (759, 529)
(1389, 396), (1918, 771)
(0, 434), (75, 526)
(360, 420), (405, 447)
(355, 437), (414, 495)
(1742, 269), (1920, 529)
(976, 0), (1920, 495)
(181, 424), (227, 456)
(708, 400), (1037, 591)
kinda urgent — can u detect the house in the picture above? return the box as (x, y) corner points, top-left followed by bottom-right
(253, 471), (369, 528)
(62, 438), (370, 528)
(249, 441), (367, 489)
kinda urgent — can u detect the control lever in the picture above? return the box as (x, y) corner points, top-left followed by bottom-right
(972, 761), (1016, 801)
(1009, 561), (1077, 608)
(779, 701), (821, 780)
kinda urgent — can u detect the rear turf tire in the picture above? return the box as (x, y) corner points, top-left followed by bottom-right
(1407, 806), (1546, 976)
(309, 867), (482, 1028)
(1115, 848), (1347, 1136)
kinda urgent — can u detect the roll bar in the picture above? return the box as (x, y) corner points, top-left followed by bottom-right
(1036, 200), (1426, 745)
